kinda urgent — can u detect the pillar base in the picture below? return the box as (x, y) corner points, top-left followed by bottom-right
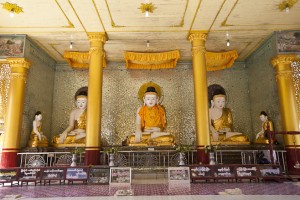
(197, 149), (209, 164)
(286, 148), (300, 175)
(0, 150), (18, 168)
(85, 149), (100, 165)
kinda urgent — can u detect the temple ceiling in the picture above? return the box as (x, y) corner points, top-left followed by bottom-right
(0, 0), (299, 63)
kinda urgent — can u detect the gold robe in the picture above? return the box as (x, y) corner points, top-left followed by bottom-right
(52, 110), (86, 145)
(28, 124), (48, 147)
(211, 108), (233, 132)
(255, 120), (274, 144)
(210, 108), (249, 143)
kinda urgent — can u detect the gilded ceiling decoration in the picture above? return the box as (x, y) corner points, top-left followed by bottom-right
(138, 2), (157, 14)
(124, 50), (180, 69)
(64, 51), (106, 69)
(1, 2), (23, 15)
(277, 0), (298, 11)
(206, 50), (238, 71)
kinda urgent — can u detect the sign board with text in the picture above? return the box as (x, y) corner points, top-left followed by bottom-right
(214, 165), (235, 178)
(19, 168), (41, 181)
(42, 168), (65, 180)
(88, 166), (110, 184)
(190, 165), (213, 179)
(0, 168), (18, 182)
(168, 167), (190, 184)
(259, 165), (282, 177)
(110, 167), (131, 184)
(65, 167), (88, 180)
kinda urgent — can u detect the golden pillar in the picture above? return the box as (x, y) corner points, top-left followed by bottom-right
(0, 58), (31, 168)
(85, 32), (107, 165)
(188, 31), (210, 164)
(271, 54), (300, 174)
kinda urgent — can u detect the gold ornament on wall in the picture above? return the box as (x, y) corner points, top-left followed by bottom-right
(1, 2), (23, 15)
(138, 2), (156, 16)
(277, 0), (298, 12)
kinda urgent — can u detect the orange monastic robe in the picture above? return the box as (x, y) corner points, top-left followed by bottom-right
(139, 105), (166, 131)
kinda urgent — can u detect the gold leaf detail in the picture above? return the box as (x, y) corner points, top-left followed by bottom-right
(1, 2), (23, 14)
(138, 3), (156, 13)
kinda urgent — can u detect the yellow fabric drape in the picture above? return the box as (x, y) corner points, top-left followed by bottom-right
(124, 50), (180, 69)
(124, 50), (237, 71)
(64, 51), (107, 69)
(206, 50), (238, 71)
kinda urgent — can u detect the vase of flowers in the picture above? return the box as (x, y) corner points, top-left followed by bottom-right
(104, 147), (118, 167)
(205, 144), (218, 165)
(176, 145), (191, 166)
(70, 147), (84, 167)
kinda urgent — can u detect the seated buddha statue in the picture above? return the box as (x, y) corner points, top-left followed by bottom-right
(52, 91), (87, 147)
(127, 85), (175, 146)
(255, 111), (279, 144)
(28, 111), (48, 148)
(208, 85), (249, 145)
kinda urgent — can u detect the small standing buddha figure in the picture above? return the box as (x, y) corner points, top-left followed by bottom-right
(52, 91), (87, 147)
(127, 84), (175, 146)
(255, 111), (278, 144)
(208, 84), (249, 145)
(28, 111), (48, 148)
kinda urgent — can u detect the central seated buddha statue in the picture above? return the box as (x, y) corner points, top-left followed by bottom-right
(208, 84), (249, 145)
(127, 85), (175, 146)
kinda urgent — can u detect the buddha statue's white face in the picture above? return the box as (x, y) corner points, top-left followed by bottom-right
(212, 96), (225, 109)
(36, 114), (42, 121)
(143, 93), (158, 107)
(76, 97), (87, 109)
(260, 115), (268, 122)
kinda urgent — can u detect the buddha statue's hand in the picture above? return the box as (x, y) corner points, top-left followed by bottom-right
(211, 131), (219, 142)
(74, 130), (86, 140)
(37, 133), (42, 141)
(144, 127), (161, 132)
(59, 131), (68, 143)
(256, 132), (263, 139)
(219, 128), (231, 133)
(135, 130), (142, 143)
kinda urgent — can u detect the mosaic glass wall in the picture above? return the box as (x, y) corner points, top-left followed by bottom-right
(21, 38), (56, 147)
(52, 62), (252, 146)
(291, 61), (300, 120)
(246, 34), (282, 142)
(0, 63), (10, 124)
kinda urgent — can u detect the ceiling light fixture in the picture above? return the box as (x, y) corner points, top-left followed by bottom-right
(285, 5), (290, 13)
(146, 40), (150, 47)
(226, 32), (229, 38)
(9, 10), (14, 17)
(1, 2), (23, 17)
(138, 2), (156, 17)
(70, 42), (73, 49)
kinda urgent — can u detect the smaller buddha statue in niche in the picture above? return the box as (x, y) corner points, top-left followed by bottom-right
(28, 111), (48, 148)
(52, 91), (87, 147)
(127, 83), (175, 146)
(255, 111), (279, 144)
(208, 84), (249, 144)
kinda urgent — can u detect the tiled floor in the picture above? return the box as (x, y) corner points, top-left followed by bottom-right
(1, 174), (300, 200)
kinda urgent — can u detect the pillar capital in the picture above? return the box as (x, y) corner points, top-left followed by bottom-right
(87, 33), (106, 57)
(87, 32), (107, 43)
(188, 31), (208, 57)
(6, 58), (31, 70)
(188, 31), (208, 43)
(271, 54), (297, 68)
